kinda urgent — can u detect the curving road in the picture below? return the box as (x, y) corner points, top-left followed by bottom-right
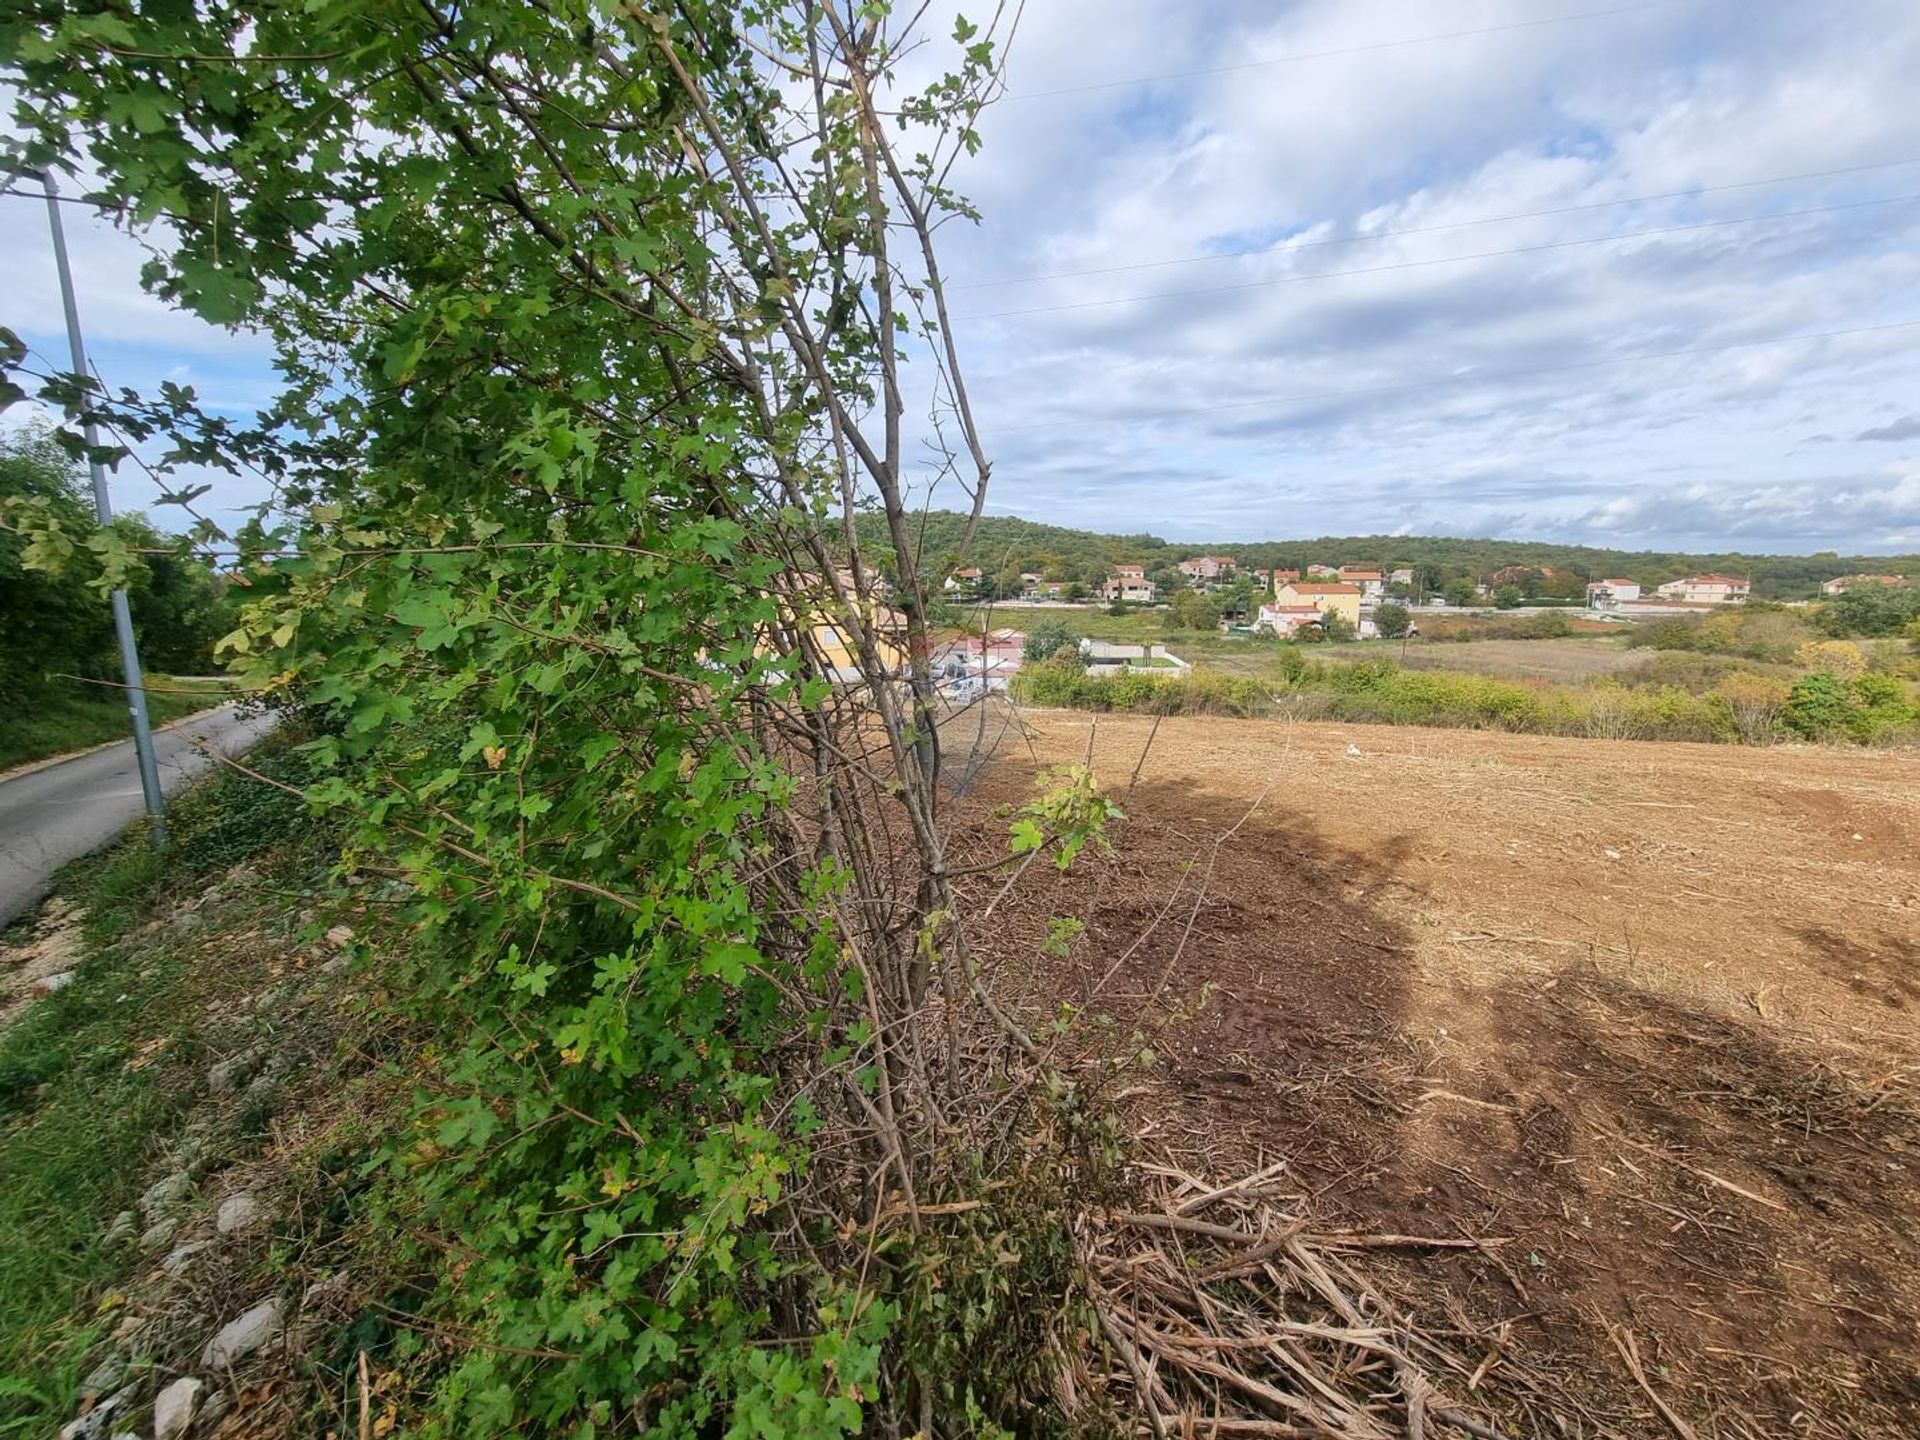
(0, 704), (278, 929)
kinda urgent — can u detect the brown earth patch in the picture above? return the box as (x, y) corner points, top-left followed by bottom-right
(953, 709), (1920, 1437)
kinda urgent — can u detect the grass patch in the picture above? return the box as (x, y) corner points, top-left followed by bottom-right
(0, 731), (335, 1432)
(0, 676), (233, 773)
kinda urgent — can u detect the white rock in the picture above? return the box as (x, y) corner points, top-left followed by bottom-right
(200, 1298), (283, 1369)
(161, 1240), (216, 1277)
(1603, 848), (1622, 861)
(216, 1193), (265, 1236)
(137, 1172), (193, 1224)
(57, 1385), (134, 1440)
(152, 1376), (204, 1440)
(323, 924), (354, 950)
(1344, 742), (1362, 757)
(103, 1210), (137, 1246)
(36, 970), (77, 995)
(318, 956), (349, 976)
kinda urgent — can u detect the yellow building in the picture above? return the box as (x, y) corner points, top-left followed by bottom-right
(774, 570), (909, 683)
(1274, 581), (1363, 629)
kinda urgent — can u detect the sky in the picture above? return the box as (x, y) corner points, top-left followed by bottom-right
(6, 0), (1920, 553)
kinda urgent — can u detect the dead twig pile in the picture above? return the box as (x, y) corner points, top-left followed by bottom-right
(1076, 1156), (1567, 1440)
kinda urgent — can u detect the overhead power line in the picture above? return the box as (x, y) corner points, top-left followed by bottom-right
(952, 156), (1920, 289)
(959, 194), (1920, 321)
(992, 318), (1920, 434)
(1000, 2), (1673, 102)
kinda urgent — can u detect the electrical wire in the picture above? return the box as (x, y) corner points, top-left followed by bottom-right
(959, 193), (1920, 321)
(991, 317), (1920, 433)
(952, 155), (1920, 289)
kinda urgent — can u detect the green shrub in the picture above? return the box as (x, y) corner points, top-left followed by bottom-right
(1844, 672), (1918, 742)
(1021, 620), (1081, 664)
(1783, 671), (1851, 738)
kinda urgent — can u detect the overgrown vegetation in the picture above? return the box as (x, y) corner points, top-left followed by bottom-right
(1013, 646), (1919, 746)
(1, 5), (1127, 1436)
(0, 733), (333, 1432)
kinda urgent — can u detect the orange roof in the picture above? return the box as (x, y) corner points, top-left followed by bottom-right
(1283, 582), (1362, 595)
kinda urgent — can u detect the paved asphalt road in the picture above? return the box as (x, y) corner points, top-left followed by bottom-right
(0, 704), (279, 930)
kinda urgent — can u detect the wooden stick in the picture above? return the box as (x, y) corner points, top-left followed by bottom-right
(1608, 1326), (1699, 1440)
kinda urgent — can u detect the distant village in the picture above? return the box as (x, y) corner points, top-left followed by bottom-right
(919, 556), (1913, 676)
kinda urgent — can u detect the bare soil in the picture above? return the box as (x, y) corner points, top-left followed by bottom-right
(951, 709), (1920, 1437)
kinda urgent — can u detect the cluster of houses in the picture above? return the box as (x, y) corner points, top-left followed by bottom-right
(1585, 573), (1749, 608)
(1255, 564), (1394, 638)
(949, 556), (1911, 631)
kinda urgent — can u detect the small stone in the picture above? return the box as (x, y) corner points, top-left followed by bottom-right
(152, 1376), (204, 1440)
(318, 956), (349, 976)
(240, 1072), (279, 1111)
(137, 1172), (193, 1224)
(200, 1298), (283, 1369)
(206, 1053), (256, 1095)
(36, 969), (78, 995)
(216, 1194), (265, 1236)
(161, 1239), (216, 1277)
(110, 1313), (147, 1344)
(138, 1217), (178, 1252)
(103, 1210), (137, 1247)
(57, 1384), (135, 1440)
(323, 924), (354, 950)
(1603, 848), (1622, 861)
(196, 1391), (232, 1432)
(79, 1350), (129, 1399)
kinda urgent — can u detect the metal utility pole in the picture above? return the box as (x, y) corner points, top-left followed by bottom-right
(33, 167), (168, 842)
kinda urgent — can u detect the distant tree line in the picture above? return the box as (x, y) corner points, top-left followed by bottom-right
(851, 509), (1918, 603)
(0, 425), (233, 710)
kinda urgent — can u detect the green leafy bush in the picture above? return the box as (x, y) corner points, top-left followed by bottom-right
(1783, 671), (1853, 738)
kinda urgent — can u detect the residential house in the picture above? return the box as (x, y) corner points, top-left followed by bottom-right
(1178, 555), (1237, 587)
(1388, 567), (1415, 587)
(774, 574), (908, 685)
(1255, 603), (1326, 638)
(942, 566), (984, 596)
(1274, 580), (1363, 629)
(1268, 568), (1301, 594)
(1305, 563), (1340, 580)
(1338, 566), (1384, 598)
(1656, 574), (1749, 604)
(1102, 564), (1157, 603)
(1821, 574), (1909, 595)
(931, 628), (1026, 693)
(1586, 578), (1642, 608)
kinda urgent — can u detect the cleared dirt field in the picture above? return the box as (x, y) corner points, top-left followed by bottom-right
(950, 709), (1920, 1437)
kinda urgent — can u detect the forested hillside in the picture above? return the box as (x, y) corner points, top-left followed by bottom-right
(856, 509), (1920, 599)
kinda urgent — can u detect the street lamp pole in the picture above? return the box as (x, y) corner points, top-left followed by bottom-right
(34, 167), (168, 842)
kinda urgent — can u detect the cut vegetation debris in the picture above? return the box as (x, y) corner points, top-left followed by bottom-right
(952, 707), (1920, 1437)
